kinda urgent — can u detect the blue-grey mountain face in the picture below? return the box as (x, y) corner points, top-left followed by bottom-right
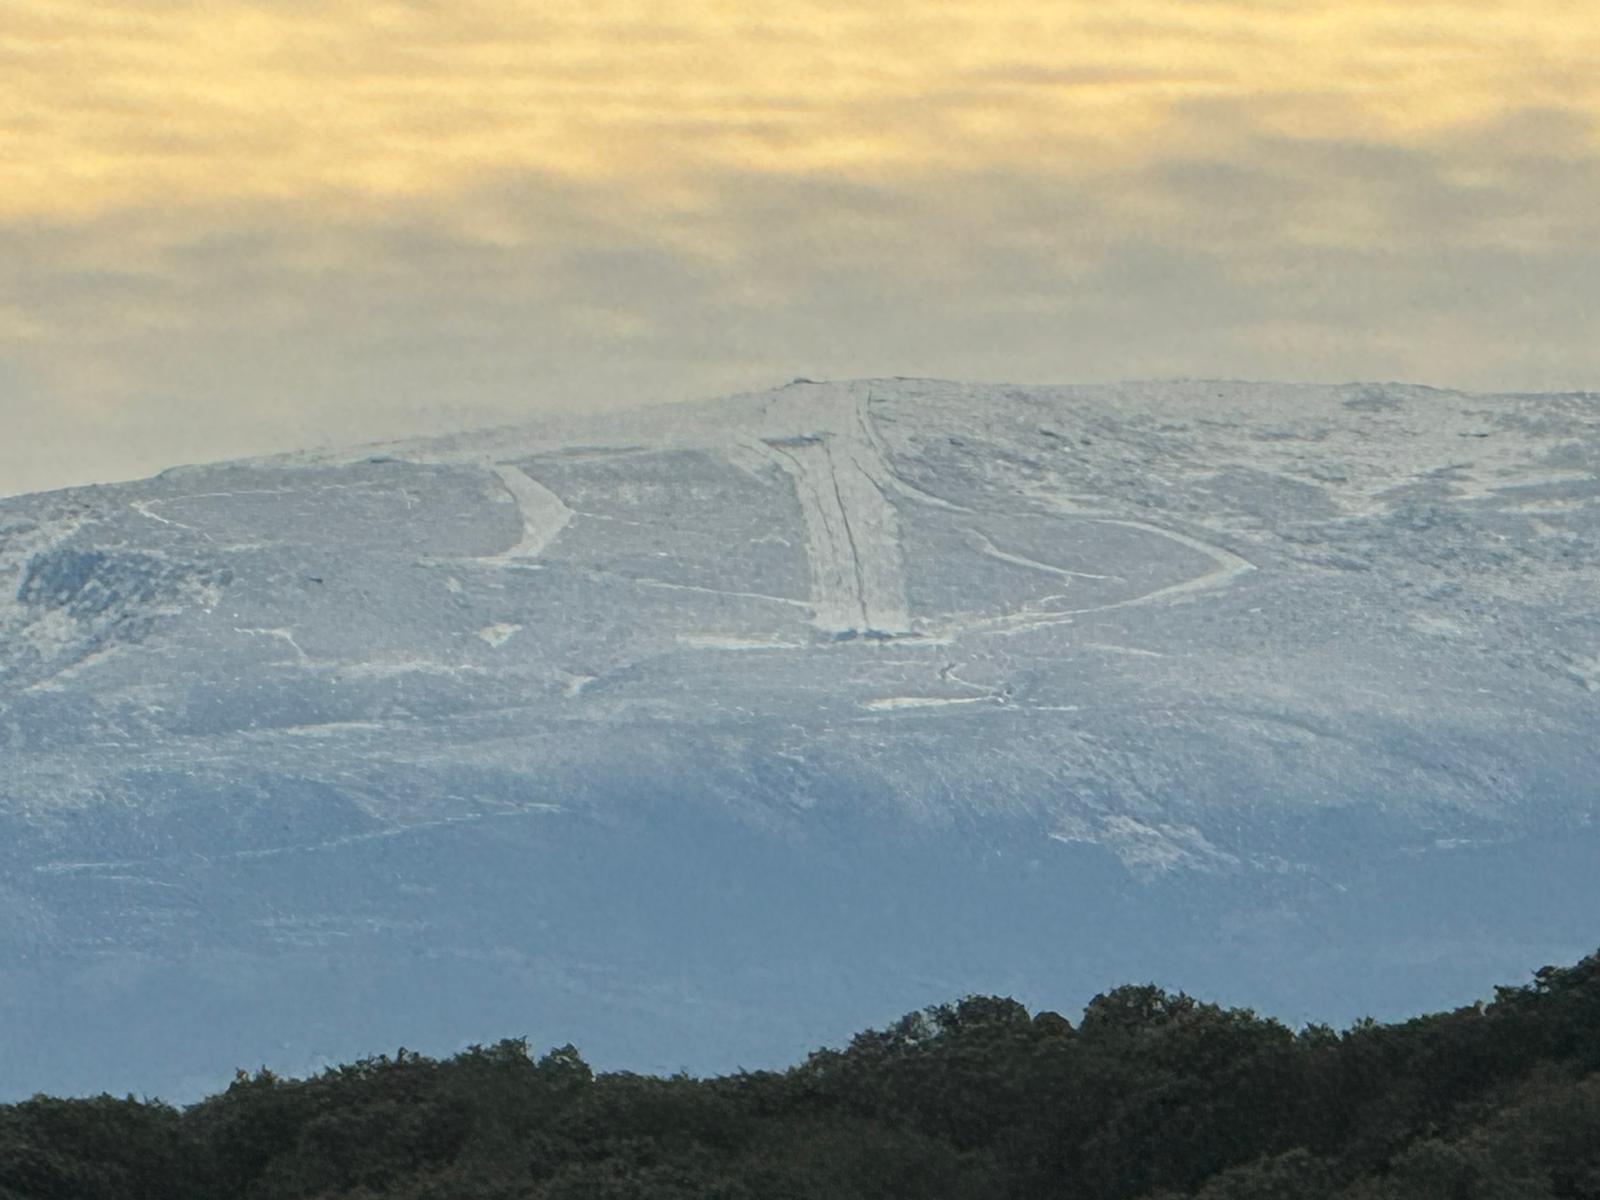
(2, 378), (1597, 1100)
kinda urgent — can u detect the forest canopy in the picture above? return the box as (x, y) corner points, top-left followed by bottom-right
(4, 950), (1600, 1199)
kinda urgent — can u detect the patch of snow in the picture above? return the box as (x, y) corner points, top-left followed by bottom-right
(862, 695), (998, 711)
(477, 623), (523, 648)
(965, 529), (1120, 581)
(483, 465), (572, 564)
(1082, 643), (1166, 658)
(21, 609), (78, 659)
(675, 635), (805, 651)
(334, 658), (479, 680)
(234, 627), (311, 663)
(1051, 815), (1240, 875)
(1409, 613), (1468, 639)
(129, 500), (194, 530)
(559, 671), (596, 697)
(273, 721), (395, 737)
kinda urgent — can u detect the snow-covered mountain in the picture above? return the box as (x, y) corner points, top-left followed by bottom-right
(3, 378), (1597, 1100)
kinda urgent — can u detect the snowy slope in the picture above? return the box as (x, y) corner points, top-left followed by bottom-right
(2, 378), (1597, 1099)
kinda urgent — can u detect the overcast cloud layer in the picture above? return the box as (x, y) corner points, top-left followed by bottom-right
(3, 0), (1598, 496)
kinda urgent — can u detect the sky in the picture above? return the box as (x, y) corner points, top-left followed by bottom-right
(3, 0), (1598, 497)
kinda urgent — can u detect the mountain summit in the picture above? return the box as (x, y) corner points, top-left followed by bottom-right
(3, 378), (1597, 1100)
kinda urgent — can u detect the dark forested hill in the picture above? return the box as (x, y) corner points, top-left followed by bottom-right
(5, 950), (1600, 1199)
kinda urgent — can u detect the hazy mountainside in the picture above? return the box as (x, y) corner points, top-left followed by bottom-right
(1, 378), (1597, 1100)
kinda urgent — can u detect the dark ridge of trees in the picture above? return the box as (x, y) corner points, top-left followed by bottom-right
(5, 951), (1600, 1199)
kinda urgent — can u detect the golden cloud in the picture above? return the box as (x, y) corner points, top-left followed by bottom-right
(4, 0), (1599, 498)
(5, 0), (1596, 220)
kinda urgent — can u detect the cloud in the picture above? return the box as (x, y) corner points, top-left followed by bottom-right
(5, 0), (1596, 217)
(1, 2), (1598, 494)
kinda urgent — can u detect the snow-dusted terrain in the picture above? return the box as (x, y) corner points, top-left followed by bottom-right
(2, 378), (1598, 1100)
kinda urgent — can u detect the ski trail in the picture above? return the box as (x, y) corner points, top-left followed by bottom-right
(853, 393), (971, 512)
(969, 518), (1255, 636)
(735, 383), (917, 636)
(965, 529), (1122, 582)
(765, 433), (911, 635)
(835, 438), (913, 633)
(235, 627), (312, 663)
(1083, 519), (1256, 612)
(767, 438), (867, 631)
(824, 440), (872, 627)
(486, 464), (571, 564)
(861, 695), (998, 712)
(129, 500), (195, 530)
(631, 577), (812, 609)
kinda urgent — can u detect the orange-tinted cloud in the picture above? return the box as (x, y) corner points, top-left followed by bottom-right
(2, 2), (1598, 495)
(5, 0), (1596, 219)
